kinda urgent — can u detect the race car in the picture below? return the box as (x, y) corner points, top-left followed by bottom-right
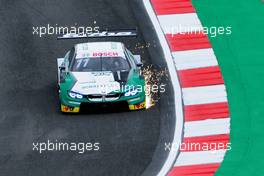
(57, 42), (146, 113)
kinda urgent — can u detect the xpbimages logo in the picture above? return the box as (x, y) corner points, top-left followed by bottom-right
(32, 23), (100, 37)
(165, 141), (232, 153)
(32, 140), (100, 154)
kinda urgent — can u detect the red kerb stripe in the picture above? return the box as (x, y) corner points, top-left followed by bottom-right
(167, 163), (220, 176)
(184, 102), (229, 121)
(151, 0), (195, 15)
(166, 33), (211, 51)
(178, 66), (224, 88)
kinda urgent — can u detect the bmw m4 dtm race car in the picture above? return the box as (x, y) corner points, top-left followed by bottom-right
(57, 40), (146, 113)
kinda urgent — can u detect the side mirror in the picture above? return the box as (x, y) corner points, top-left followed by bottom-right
(64, 59), (69, 73)
(63, 51), (70, 73)
(134, 55), (143, 67)
(59, 66), (65, 73)
(59, 62), (68, 75)
(59, 65), (66, 71)
(136, 62), (143, 67)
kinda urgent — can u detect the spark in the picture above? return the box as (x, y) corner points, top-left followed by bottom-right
(142, 65), (168, 109)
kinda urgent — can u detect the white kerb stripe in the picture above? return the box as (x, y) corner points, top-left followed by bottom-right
(172, 49), (218, 70)
(175, 150), (227, 166)
(158, 13), (203, 34)
(182, 85), (227, 105)
(184, 118), (230, 138)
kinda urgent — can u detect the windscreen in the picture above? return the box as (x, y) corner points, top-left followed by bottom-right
(71, 57), (130, 72)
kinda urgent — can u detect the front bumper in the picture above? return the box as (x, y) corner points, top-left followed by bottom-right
(60, 93), (145, 113)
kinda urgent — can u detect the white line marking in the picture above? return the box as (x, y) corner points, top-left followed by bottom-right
(184, 118), (230, 137)
(172, 49), (218, 70)
(143, 1), (184, 176)
(182, 85), (227, 105)
(175, 150), (227, 166)
(158, 13), (203, 34)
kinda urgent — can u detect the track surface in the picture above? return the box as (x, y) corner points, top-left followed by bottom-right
(0, 1), (175, 175)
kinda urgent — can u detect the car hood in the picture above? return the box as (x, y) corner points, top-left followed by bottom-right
(71, 72), (121, 95)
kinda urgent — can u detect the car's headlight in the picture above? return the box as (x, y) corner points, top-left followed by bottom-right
(68, 91), (83, 99)
(124, 89), (138, 97)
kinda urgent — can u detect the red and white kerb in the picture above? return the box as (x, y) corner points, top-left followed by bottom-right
(150, 0), (230, 175)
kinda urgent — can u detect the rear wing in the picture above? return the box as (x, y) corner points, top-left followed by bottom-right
(57, 29), (137, 40)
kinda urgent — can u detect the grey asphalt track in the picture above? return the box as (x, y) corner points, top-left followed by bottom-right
(0, 0), (176, 176)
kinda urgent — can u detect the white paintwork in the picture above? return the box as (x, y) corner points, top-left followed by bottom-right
(184, 118), (230, 137)
(143, 1), (184, 176)
(71, 72), (120, 95)
(174, 150), (227, 166)
(172, 49), (218, 70)
(158, 13), (203, 34)
(182, 85), (227, 105)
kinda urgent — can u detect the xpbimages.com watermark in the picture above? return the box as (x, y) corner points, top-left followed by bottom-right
(32, 23), (100, 37)
(32, 140), (100, 154)
(164, 25), (232, 38)
(165, 141), (232, 153)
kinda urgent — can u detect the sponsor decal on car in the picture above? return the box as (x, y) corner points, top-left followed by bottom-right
(92, 52), (119, 57)
(61, 104), (80, 113)
(129, 102), (146, 110)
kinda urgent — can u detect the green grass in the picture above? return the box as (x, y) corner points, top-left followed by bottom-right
(192, 0), (264, 175)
